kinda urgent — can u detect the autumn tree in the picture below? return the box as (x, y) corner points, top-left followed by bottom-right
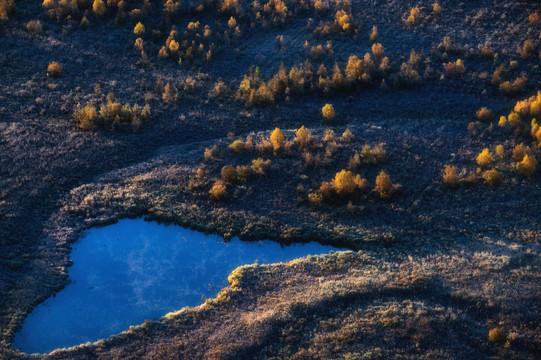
(375, 170), (394, 199)
(322, 104), (335, 121)
(270, 128), (285, 151)
(295, 125), (311, 148)
(332, 170), (367, 196)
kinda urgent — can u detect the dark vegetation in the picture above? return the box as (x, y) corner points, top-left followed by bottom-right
(0, 0), (540, 359)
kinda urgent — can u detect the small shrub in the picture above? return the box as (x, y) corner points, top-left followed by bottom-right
(251, 158), (271, 176)
(476, 107), (492, 122)
(93, 0), (106, 16)
(134, 22), (145, 36)
(42, 0), (54, 9)
(319, 181), (333, 200)
(517, 154), (537, 177)
(314, 0), (323, 13)
(228, 16), (236, 29)
(532, 119), (541, 144)
(80, 16), (90, 29)
(514, 99), (530, 117)
(483, 169), (503, 187)
(317, 64), (328, 76)
(164, 0), (181, 18)
(478, 44), (493, 59)
(74, 104), (98, 130)
(221, 165), (237, 182)
(245, 136), (254, 152)
(236, 165), (251, 181)
(439, 36), (453, 52)
(308, 192), (323, 207)
(433, 3), (441, 17)
(361, 144), (386, 163)
(209, 181), (227, 200)
(270, 127), (285, 152)
(130, 9), (143, 21)
(529, 12), (539, 25)
(404, 7), (420, 27)
(476, 148), (493, 168)
(229, 139), (245, 153)
(507, 112), (521, 128)
(220, 0), (239, 13)
(295, 125), (311, 148)
(512, 143), (531, 162)
(345, 55), (363, 83)
(0, 0), (14, 20)
(322, 104), (335, 122)
(310, 45), (324, 60)
(491, 64), (506, 85)
(27, 20), (42, 35)
(331, 63), (346, 90)
(530, 96), (541, 118)
(204, 145), (220, 161)
(374, 170), (394, 199)
(47, 61), (62, 77)
(488, 328), (506, 343)
(371, 43), (384, 62)
(495, 145), (504, 158)
(303, 151), (318, 167)
(169, 39), (179, 54)
(499, 75), (527, 95)
(342, 128), (354, 142)
(209, 81), (229, 97)
(134, 37), (144, 51)
(443, 165), (459, 187)
(370, 26), (378, 42)
(335, 10), (352, 33)
(468, 121), (480, 136)
(520, 39), (534, 59)
(157, 46), (168, 59)
(162, 83), (178, 103)
(445, 59), (465, 75)
(323, 129), (335, 142)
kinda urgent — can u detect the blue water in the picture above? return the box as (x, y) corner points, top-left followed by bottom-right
(13, 219), (342, 354)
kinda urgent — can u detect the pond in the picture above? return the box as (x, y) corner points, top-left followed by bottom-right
(13, 219), (343, 354)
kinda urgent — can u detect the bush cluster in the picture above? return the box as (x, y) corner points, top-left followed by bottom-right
(199, 125), (400, 208)
(309, 169), (368, 205)
(313, 6), (358, 38)
(499, 75), (527, 95)
(236, 47), (416, 107)
(444, 59), (465, 75)
(74, 93), (150, 130)
(158, 23), (219, 64)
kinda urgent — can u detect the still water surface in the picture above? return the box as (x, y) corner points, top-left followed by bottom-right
(13, 219), (342, 354)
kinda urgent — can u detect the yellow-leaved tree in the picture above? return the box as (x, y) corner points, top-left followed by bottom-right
(270, 127), (285, 151)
